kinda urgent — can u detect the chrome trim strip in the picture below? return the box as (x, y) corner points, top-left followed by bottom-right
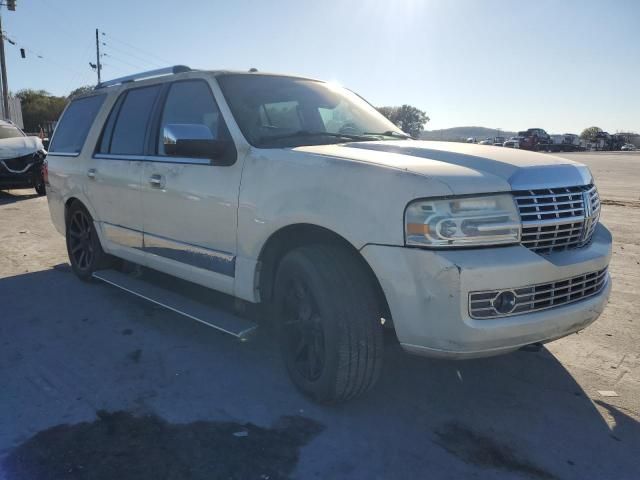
(93, 153), (210, 165)
(94, 154), (147, 161)
(521, 215), (584, 227)
(101, 222), (143, 248)
(46, 151), (81, 157)
(509, 164), (593, 191)
(143, 232), (235, 277)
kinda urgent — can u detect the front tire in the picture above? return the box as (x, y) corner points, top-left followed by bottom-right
(65, 202), (110, 281)
(273, 245), (384, 403)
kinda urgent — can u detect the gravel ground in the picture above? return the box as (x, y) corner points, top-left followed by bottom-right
(0, 152), (638, 480)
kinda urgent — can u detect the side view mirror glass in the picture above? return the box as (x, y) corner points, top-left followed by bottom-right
(163, 123), (233, 164)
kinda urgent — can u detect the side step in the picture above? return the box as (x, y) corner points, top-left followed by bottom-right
(92, 269), (257, 339)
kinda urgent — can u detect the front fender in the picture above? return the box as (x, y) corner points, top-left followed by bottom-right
(236, 149), (453, 261)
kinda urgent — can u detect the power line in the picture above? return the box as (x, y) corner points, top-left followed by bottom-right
(101, 31), (172, 66)
(3, 31), (87, 79)
(101, 41), (162, 68)
(101, 52), (146, 71)
(67, 42), (95, 89)
(101, 62), (128, 75)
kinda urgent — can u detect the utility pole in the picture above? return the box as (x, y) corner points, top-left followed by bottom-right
(0, 13), (10, 119)
(95, 28), (102, 84)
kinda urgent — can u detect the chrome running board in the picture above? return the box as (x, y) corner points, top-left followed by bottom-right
(92, 269), (257, 338)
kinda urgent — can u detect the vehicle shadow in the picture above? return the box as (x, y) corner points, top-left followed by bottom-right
(0, 266), (638, 480)
(0, 190), (38, 205)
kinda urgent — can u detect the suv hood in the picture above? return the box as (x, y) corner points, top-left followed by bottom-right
(0, 136), (42, 160)
(296, 140), (593, 195)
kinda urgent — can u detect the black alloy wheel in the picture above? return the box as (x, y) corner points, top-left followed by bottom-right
(273, 245), (384, 403)
(68, 208), (96, 272)
(281, 276), (326, 382)
(65, 203), (111, 280)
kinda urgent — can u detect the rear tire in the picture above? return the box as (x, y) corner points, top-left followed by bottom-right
(273, 245), (384, 404)
(65, 202), (111, 281)
(34, 181), (46, 196)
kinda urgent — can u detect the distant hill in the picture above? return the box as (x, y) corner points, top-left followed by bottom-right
(420, 127), (517, 142)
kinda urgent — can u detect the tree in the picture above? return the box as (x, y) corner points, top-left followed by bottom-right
(580, 126), (603, 142)
(15, 89), (67, 133)
(68, 85), (95, 99)
(377, 104), (429, 138)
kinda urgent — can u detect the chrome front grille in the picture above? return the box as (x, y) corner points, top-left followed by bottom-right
(514, 185), (600, 253)
(469, 268), (608, 319)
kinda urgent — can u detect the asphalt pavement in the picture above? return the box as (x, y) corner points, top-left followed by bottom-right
(1, 152), (638, 480)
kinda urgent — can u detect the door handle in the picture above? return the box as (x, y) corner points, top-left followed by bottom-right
(87, 168), (97, 179)
(148, 174), (164, 187)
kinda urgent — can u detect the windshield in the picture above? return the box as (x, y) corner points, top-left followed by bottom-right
(0, 124), (25, 140)
(217, 74), (407, 148)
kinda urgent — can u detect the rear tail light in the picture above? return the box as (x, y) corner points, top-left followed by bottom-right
(42, 160), (49, 185)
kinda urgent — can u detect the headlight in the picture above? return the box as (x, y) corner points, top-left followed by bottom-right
(405, 194), (520, 247)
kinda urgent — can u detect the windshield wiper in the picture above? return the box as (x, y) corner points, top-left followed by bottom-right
(258, 130), (374, 144)
(362, 130), (411, 139)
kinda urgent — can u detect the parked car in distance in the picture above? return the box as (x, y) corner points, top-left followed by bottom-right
(466, 137), (476, 143)
(503, 136), (522, 148)
(621, 143), (636, 151)
(478, 138), (493, 145)
(493, 136), (506, 146)
(549, 133), (584, 152)
(0, 120), (47, 196)
(518, 128), (553, 151)
(45, 66), (612, 403)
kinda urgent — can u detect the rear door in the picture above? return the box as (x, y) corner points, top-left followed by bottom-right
(90, 84), (162, 258)
(140, 79), (241, 294)
(46, 94), (106, 234)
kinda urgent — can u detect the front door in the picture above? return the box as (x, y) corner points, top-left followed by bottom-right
(140, 79), (242, 294)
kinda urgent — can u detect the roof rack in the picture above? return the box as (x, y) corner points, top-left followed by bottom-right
(95, 65), (191, 89)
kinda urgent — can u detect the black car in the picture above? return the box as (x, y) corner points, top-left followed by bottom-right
(0, 121), (47, 196)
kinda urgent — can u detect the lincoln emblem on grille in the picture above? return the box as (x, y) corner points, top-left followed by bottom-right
(580, 189), (595, 243)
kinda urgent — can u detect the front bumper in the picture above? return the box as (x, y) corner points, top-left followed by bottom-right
(0, 155), (43, 189)
(361, 223), (612, 359)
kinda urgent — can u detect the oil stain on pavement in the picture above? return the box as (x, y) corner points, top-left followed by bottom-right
(3, 410), (324, 480)
(434, 422), (556, 479)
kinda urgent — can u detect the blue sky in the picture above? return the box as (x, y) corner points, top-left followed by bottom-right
(3, 0), (639, 133)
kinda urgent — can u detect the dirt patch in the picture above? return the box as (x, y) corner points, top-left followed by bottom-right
(434, 422), (556, 479)
(601, 198), (640, 209)
(127, 349), (142, 363)
(3, 410), (324, 480)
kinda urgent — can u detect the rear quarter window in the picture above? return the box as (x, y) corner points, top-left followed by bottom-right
(48, 94), (106, 154)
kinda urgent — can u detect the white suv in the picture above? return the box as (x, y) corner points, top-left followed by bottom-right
(45, 66), (612, 403)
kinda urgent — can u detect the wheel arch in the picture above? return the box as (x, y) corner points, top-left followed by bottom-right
(64, 196), (91, 226)
(64, 196), (80, 220)
(256, 223), (392, 322)
(63, 196), (101, 234)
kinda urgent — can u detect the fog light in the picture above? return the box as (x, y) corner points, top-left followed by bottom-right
(493, 290), (516, 314)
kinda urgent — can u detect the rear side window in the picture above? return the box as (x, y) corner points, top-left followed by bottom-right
(99, 85), (161, 155)
(49, 95), (105, 154)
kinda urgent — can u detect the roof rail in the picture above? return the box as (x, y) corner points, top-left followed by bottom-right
(95, 65), (191, 89)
